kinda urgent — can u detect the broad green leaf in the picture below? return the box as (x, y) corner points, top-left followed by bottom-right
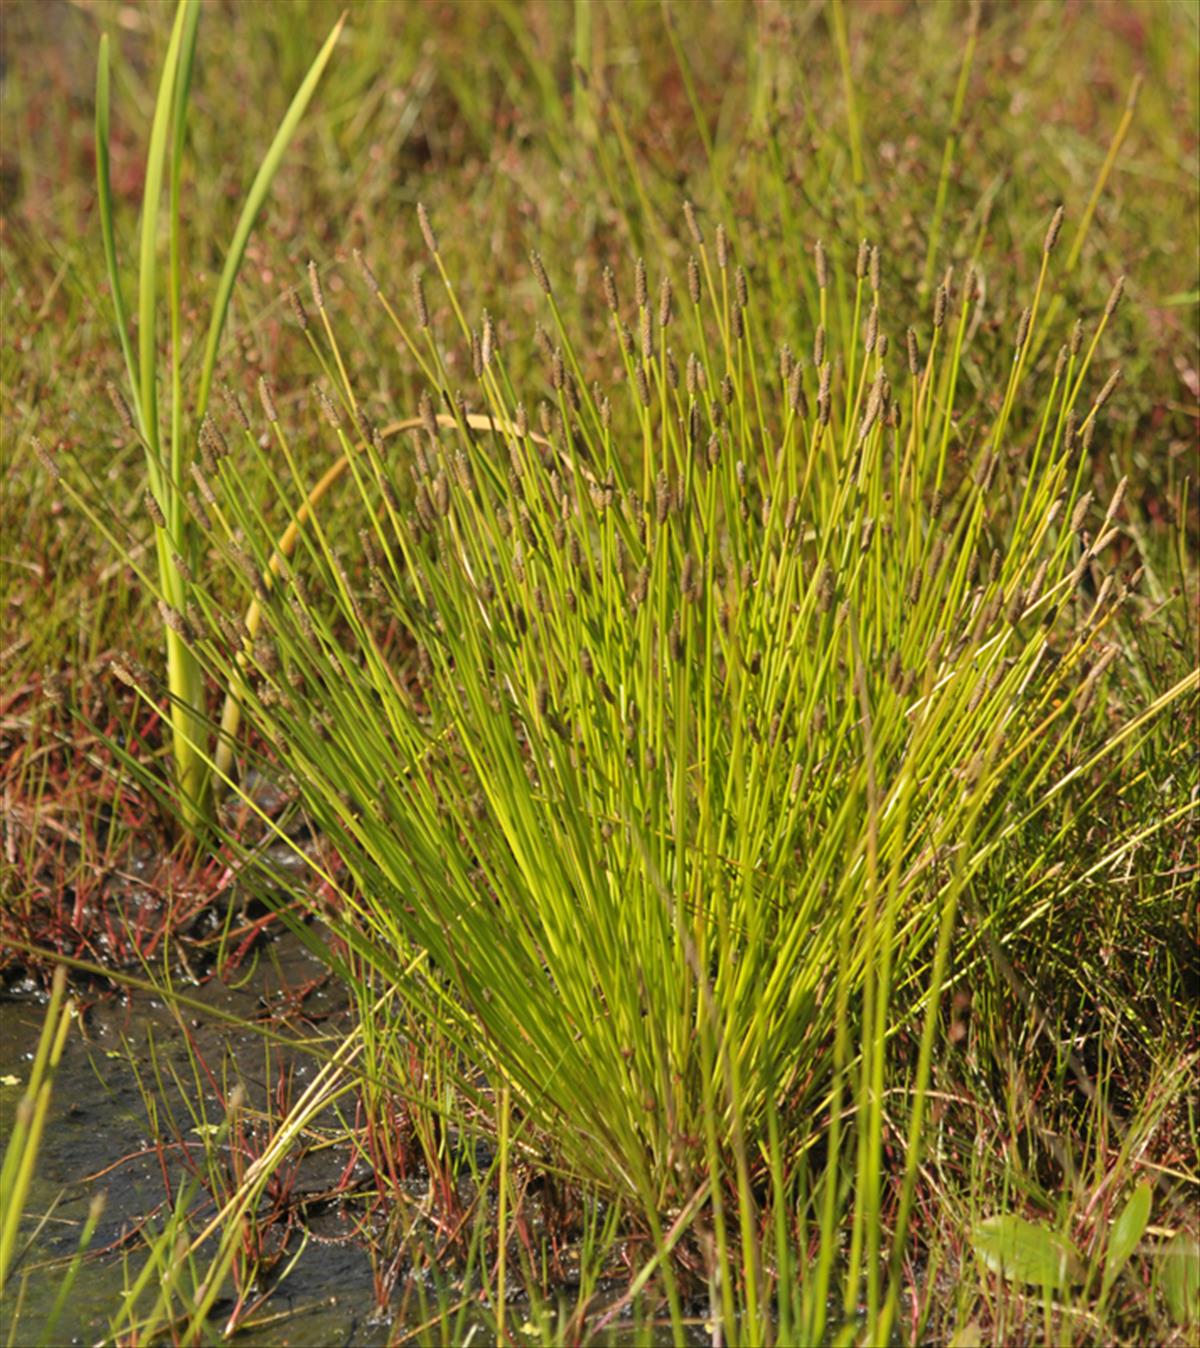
(1160, 1234), (1199, 1326)
(971, 1214), (1083, 1289)
(948, 1322), (982, 1347)
(1103, 1181), (1151, 1290)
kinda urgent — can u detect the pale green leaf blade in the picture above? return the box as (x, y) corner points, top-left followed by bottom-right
(971, 1214), (1083, 1289)
(1160, 1234), (1199, 1326)
(1103, 1182), (1151, 1291)
(94, 32), (139, 413)
(195, 12), (346, 420)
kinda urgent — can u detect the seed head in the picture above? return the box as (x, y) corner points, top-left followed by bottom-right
(817, 564), (835, 613)
(353, 248), (380, 295)
(31, 435), (60, 480)
(933, 285), (947, 329)
(307, 258), (324, 311)
(865, 302), (879, 355)
(735, 264), (748, 309)
(683, 199), (703, 244)
(856, 238), (869, 280)
(906, 327), (920, 376)
(412, 270), (429, 328)
(602, 264), (619, 312)
(659, 275), (673, 328)
(530, 249), (551, 295)
(220, 382), (250, 432)
(1070, 318), (1084, 357)
(813, 324), (825, 369)
(788, 363), (805, 415)
(655, 470), (670, 525)
(1094, 367), (1121, 411)
(1015, 306), (1032, 354)
(1071, 491), (1093, 533)
(107, 381), (135, 432)
(715, 223), (728, 270)
(1104, 275), (1125, 320)
(315, 385), (342, 429)
(635, 256), (648, 308)
(731, 302), (744, 342)
(417, 202), (438, 254)
(1043, 204), (1065, 254)
(481, 311), (496, 369)
(814, 240), (828, 289)
(640, 307), (652, 360)
(686, 255), (701, 305)
(287, 286), (309, 331)
(144, 489), (166, 529)
(869, 244), (881, 292)
(258, 375), (279, 424)
(1054, 343), (1068, 383)
(157, 599), (192, 642)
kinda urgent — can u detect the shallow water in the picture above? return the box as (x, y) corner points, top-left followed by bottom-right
(0, 935), (411, 1345)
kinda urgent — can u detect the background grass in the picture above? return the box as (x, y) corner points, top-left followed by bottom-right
(1, 1), (1197, 1344)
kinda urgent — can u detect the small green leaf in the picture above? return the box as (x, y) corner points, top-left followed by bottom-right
(948, 1321), (982, 1347)
(1160, 1234), (1199, 1326)
(971, 1214), (1083, 1289)
(1103, 1181), (1151, 1290)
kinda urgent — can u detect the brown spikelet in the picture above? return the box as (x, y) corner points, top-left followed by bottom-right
(1054, 344), (1068, 383)
(715, 223), (728, 269)
(1104, 275), (1125, 320)
(107, 381), (135, 431)
(735, 265), (748, 309)
(906, 327), (920, 376)
(530, 250), (551, 295)
(157, 599), (193, 642)
(640, 307), (652, 361)
(865, 302), (879, 355)
(221, 382), (251, 432)
(731, 302), (745, 342)
(1094, 368), (1121, 411)
(856, 238), (869, 280)
(190, 461), (217, 505)
(1071, 491), (1093, 533)
(315, 385), (342, 429)
(683, 199), (703, 244)
(412, 270), (429, 328)
(933, 285), (947, 329)
(788, 363), (805, 416)
(814, 240), (828, 289)
(353, 248), (380, 295)
(1015, 306), (1032, 353)
(655, 470), (670, 525)
(258, 375), (279, 423)
(602, 265), (619, 313)
(144, 489), (166, 529)
(1043, 204), (1065, 254)
(307, 258), (324, 311)
(634, 365), (651, 408)
(1070, 318), (1084, 357)
(287, 286), (309, 331)
(659, 275), (673, 328)
(813, 324), (826, 369)
(869, 244), (881, 292)
(635, 257), (648, 308)
(31, 435), (61, 480)
(417, 202), (438, 254)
